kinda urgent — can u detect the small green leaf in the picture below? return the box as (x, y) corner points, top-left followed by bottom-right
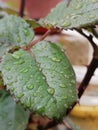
(0, 41), (77, 120)
(26, 19), (41, 29)
(0, 6), (18, 16)
(40, 0), (98, 29)
(0, 15), (34, 46)
(0, 90), (30, 130)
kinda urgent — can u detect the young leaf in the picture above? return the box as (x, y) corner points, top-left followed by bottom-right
(40, 0), (98, 29)
(0, 41), (77, 120)
(0, 90), (30, 130)
(0, 15), (34, 47)
(26, 19), (41, 29)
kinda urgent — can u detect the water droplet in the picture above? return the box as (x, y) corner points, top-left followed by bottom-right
(8, 121), (12, 126)
(62, 22), (71, 27)
(89, 15), (96, 19)
(20, 68), (28, 73)
(47, 88), (55, 95)
(71, 95), (75, 99)
(7, 76), (12, 80)
(36, 80), (39, 83)
(16, 37), (21, 43)
(26, 84), (34, 90)
(64, 104), (68, 108)
(71, 15), (78, 19)
(30, 75), (33, 78)
(18, 59), (25, 64)
(92, 0), (98, 3)
(59, 84), (66, 88)
(16, 93), (24, 99)
(37, 106), (45, 114)
(69, 90), (73, 93)
(75, 4), (83, 10)
(42, 77), (45, 80)
(24, 30), (29, 36)
(33, 93), (37, 97)
(26, 97), (31, 108)
(52, 57), (61, 62)
(12, 53), (20, 59)
(5, 66), (11, 71)
(52, 21), (57, 26)
(62, 96), (67, 100)
(10, 87), (14, 92)
(71, 80), (75, 84)
(60, 71), (63, 74)
(39, 68), (42, 71)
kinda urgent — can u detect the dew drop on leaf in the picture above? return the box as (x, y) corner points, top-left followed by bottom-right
(10, 87), (14, 92)
(16, 37), (21, 43)
(47, 88), (55, 95)
(51, 57), (61, 62)
(33, 93), (37, 97)
(89, 14), (96, 19)
(75, 4), (83, 10)
(42, 77), (45, 80)
(26, 97), (31, 108)
(7, 76), (12, 80)
(37, 106), (45, 114)
(16, 93), (24, 99)
(59, 84), (66, 88)
(62, 22), (71, 27)
(64, 104), (68, 108)
(30, 75), (33, 78)
(26, 84), (34, 90)
(18, 59), (25, 64)
(12, 53), (20, 59)
(20, 68), (28, 73)
(5, 66), (11, 71)
(24, 30), (29, 36)
(62, 96), (67, 100)
(92, 0), (98, 3)
(8, 121), (12, 126)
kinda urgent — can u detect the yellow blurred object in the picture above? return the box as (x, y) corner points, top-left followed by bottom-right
(71, 104), (98, 118)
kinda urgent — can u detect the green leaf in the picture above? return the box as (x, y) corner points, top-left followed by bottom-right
(0, 41), (77, 120)
(26, 19), (41, 29)
(0, 90), (30, 130)
(40, 0), (98, 29)
(0, 7), (18, 16)
(0, 15), (34, 47)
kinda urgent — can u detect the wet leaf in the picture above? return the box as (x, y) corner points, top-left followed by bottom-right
(0, 41), (77, 120)
(0, 15), (34, 47)
(0, 90), (30, 130)
(40, 0), (98, 29)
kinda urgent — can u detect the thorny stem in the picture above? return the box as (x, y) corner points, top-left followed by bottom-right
(78, 58), (98, 98)
(19, 0), (26, 17)
(66, 28), (98, 114)
(76, 28), (98, 98)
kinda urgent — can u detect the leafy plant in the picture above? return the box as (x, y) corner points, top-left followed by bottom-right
(0, 0), (98, 130)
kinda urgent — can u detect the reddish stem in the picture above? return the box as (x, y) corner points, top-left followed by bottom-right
(19, 0), (26, 17)
(28, 29), (52, 48)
